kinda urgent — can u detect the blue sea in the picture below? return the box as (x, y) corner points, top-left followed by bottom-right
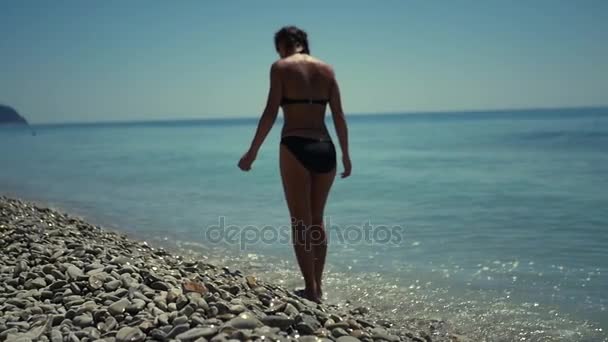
(1, 108), (607, 341)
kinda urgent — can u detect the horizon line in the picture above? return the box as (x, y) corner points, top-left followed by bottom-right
(26, 104), (608, 126)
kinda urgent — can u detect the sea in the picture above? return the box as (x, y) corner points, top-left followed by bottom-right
(1, 107), (607, 341)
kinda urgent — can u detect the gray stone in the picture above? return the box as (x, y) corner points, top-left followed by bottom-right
(370, 328), (400, 342)
(66, 332), (79, 342)
(50, 329), (63, 342)
(156, 313), (170, 326)
(138, 320), (155, 333)
(101, 316), (117, 332)
(110, 256), (132, 265)
(167, 323), (191, 338)
(298, 337), (321, 342)
(227, 312), (263, 329)
(284, 303), (299, 316)
(149, 329), (168, 341)
(229, 304), (246, 314)
(104, 279), (122, 291)
(326, 322), (350, 330)
(14, 260), (29, 275)
(179, 304), (195, 317)
(210, 333), (229, 342)
(77, 300), (97, 313)
(115, 327), (145, 342)
(126, 299), (146, 314)
(154, 297), (168, 311)
(176, 328), (217, 342)
(88, 273), (106, 290)
(81, 327), (101, 339)
(261, 315), (295, 328)
(26, 277), (47, 289)
(295, 314), (321, 335)
(332, 328), (349, 337)
(49, 280), (67, 291)
(173, 315), (189, 326)
(66, 265), (84, 280)
(150, 281), (171, 291)
(0, 328), (18, 339)
(42, 264), (56, 275)
(213, 302), (230, 314)
(73, 314), (93, 327)
(337, 337), (362, 342)
(7, 321), (30, 329)
(108, 298), (130, 316)
(6, 298), (28, 308)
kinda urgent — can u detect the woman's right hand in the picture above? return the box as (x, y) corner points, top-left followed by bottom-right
(341, 154), (351, 178)
(238, 149), (257, 171)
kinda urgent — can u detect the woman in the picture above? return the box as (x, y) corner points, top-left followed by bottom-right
(238, 26), (351, 303)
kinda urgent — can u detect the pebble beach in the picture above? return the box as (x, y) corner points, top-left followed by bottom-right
(0, 196), (464, 342)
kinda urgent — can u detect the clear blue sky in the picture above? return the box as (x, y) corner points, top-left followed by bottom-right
(1, 0), (607, 123)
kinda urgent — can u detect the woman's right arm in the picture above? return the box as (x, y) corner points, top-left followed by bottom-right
(328, 68), (351, 178)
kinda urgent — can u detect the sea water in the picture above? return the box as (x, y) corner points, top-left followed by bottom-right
(1, 108), (607, 341)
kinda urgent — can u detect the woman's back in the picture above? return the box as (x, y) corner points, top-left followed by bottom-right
(279, 53), (334, 139)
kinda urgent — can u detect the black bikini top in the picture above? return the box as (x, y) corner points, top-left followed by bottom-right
(281, 97), (329, 106)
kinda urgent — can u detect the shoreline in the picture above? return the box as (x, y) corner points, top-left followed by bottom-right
(0, 196), (464, 342)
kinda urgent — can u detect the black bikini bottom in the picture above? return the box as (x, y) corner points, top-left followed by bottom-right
(280, 136), (337, 173)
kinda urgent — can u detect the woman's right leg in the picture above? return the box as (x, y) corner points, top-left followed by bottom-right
(279, 144), (316, 299)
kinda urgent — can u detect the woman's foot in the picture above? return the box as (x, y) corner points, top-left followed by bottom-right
(294, 288), (322, 304)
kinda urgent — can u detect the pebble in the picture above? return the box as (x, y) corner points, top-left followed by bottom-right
(296, 314), (321, 335)
(115, 326), (145, 342)
(66, 265), (84, 280)
(176, 328), (217, 342)
(73, 314), (93, 327)
(49, 280), (67, 291)
(88, 273), (105, 290)
(108, 298), (130, 316)
(370, 328), (400, 342)
(173, 315), (189, 326)
(227, 312), (263, 329)
(104, 279), (122, 291)
(261, 315), (295, 328)
(26, 277), (47, 289)
(50, 329), (62, 342)
(167, 323), (191, 338)
(126, 299), (146, 314)
(337, 337), (362, 342)
(332, 327), (349, 337)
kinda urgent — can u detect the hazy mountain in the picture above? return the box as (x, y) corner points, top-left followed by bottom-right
(0, 104), (28, 125)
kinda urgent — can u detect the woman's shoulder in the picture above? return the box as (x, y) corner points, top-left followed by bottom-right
(272, 56), (334, 79)
(274, 55), (332, 68)
(305, 55), (332, 70)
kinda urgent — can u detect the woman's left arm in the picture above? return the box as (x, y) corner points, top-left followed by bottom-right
(238, 62), (283, 171)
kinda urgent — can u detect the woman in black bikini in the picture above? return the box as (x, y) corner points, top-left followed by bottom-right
(238, 26), (351, 303)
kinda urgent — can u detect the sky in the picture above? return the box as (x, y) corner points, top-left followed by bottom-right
(1, 0), (607, 124)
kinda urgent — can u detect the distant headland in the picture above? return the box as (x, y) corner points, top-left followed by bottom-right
(0, 104), (28, 125)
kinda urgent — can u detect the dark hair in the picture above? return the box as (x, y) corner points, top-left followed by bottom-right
(274, 25), (310, 54)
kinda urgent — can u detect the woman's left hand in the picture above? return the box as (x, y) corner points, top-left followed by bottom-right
(238, 149), (257, 171)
